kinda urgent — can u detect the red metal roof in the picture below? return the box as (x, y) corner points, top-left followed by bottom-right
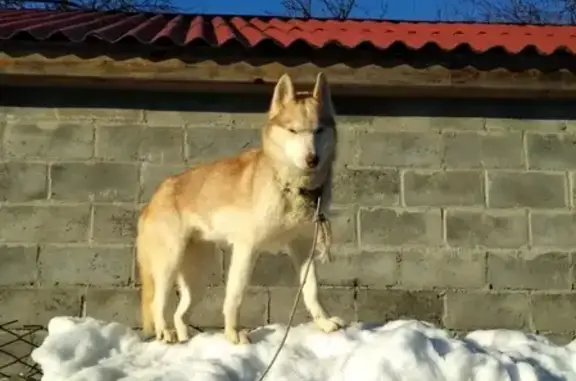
(1, 9), (576, 55)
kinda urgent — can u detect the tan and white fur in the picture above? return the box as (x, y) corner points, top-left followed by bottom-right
(136, 72), (344, 345)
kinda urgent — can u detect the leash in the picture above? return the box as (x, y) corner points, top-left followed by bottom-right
(255, 195), (323, 381)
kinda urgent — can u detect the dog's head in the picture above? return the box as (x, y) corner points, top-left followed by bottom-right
(263, 72), (337, 173)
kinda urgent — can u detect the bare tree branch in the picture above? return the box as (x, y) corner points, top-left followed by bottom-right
(440, 0), (576, 24)
(282, 0), (313, 17)
(319, 0), (356, 18)
(8, 0), (83, 9)
(279, 0), (388, 19)
(0, 0), (177, 12)
(355, 0), (387, 18)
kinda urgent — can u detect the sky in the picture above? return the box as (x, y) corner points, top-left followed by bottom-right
(177, 0), (450, 21)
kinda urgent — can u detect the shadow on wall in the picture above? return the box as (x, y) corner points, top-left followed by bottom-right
(3, 85), (576, 122)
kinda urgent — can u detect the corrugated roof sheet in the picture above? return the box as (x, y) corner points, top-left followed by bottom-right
(1, 9), (576, 55)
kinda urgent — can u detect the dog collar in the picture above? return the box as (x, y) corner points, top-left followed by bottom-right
(297, 186), (323, 200)
(280, 182), (322, 201)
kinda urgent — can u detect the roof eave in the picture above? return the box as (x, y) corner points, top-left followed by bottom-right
(1, 50), (576, 100)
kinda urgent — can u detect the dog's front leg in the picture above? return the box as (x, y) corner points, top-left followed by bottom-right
(315, 218), (333, 263)
(316, 170), (334, 263)
(223, 243), (258, 345)
(287, 238), (346, 333)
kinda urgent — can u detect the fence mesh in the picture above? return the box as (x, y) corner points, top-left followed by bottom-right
(0, 321), (44, 380)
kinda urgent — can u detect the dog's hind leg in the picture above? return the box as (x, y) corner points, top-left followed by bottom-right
(287, 237), (346, 333)
(173, 273), (192, 343)
(151, 256), (180, 343)
(144, 222), (187, 344)
(173, 239), (216, 343)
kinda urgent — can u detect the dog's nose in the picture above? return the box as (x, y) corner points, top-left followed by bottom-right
(305, 154), (319, 168)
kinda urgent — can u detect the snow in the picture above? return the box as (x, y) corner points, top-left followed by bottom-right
(31, 316), (576, 381)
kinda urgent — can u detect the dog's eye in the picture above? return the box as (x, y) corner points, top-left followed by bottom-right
(287, 128), (297, 134)
(315, 127), (324, 134)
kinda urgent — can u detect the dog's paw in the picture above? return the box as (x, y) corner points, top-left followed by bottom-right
(156, 329), (179, 344)
(315, 316), (346, 333)
(175, 328), (190, 343)
(174, 320), (192, 343)
(224, 328), (251, 345)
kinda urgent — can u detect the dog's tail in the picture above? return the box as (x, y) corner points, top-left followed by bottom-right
(138, 251), (155, 336)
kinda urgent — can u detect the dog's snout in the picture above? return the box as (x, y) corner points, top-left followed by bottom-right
(305, 154), (319, 168)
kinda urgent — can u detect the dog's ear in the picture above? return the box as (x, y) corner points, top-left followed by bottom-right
(269, 73), (295, 116)
(313, 72), (335, 115)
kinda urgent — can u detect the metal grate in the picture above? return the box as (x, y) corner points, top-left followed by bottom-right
(0, 321), (44, 380)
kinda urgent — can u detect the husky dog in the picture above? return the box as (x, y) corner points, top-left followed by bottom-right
(136, 72), (345, 345)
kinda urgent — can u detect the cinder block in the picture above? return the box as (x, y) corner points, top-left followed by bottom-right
(151, 111), (263, 129)
(186, 127), (260, 162)
(356, 289), (443, 325)
(50, 162), (139, 202)
(316, 250), (397, 287)
(527, 133), (576, 170)
(269, 287), (354, 325)
(1, 106), (8, 121)
(84, 289), (141, 327)
(485, 118), (565, 131)
(1, 106), (56, 123)
(340, 116), (483, 131)
(444, 291), (530, 330)
(565, 120), (576, 131)
(139, 163), (186, 202)
(334, 127), (357, 168)
(399, 249), (486, 289)
(572, 173), (576, 208)
(95, 125), (141, 161)
(0, 122), (4, 158)
(57, 107), (143, 123)
(328, 206), (357, 247)
(336, 115), (381, 130)
(332, 168), (399, 206)
(531, 293), (576, 332)
(38, 245), (133, 286)
(3, 122), (93, 159)
(0, 162), (47, 202)
(0, 245), (38, 286)
(531, 212), (576, 248)
(96, 125), (184, 163)
(145, 110), (200, 126)
(359, 208), (442, 247)
(446, 210), (528, 249)
(139, 127), (185, 164)
(403, 170), (484, 207)
(0, 205), (90, 243)
(442, 131), (524, 169)
(488, 171), (566, 209)
(487, 251), (570, 290)
(92, 204), (138, 244)
(427, 116), (484, 130)
(357, 131), (442, 167)
(0, 289), (82, 326)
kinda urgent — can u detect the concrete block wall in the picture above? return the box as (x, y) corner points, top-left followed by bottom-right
(1, 87), (576, 346)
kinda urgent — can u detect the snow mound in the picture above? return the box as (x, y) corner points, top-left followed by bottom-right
(31, 316), (576, 381)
